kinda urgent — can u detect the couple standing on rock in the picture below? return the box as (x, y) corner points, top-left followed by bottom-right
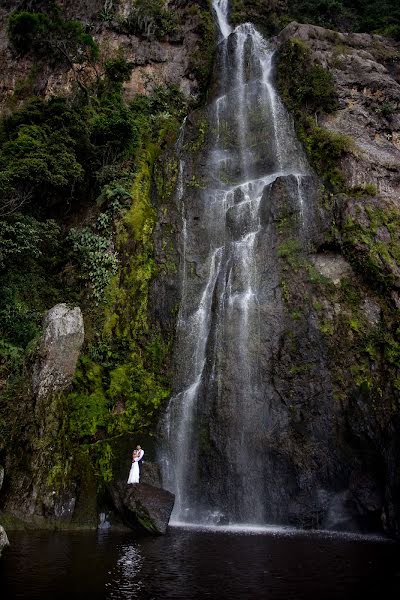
(127, 444), (144, 484)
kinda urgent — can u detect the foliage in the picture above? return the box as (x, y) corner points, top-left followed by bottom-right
(0, 214), (65, 376)
(0, 84), (145, 215)
(286, 0), (400, 37)
(60, 86), (185, 482)
(68, 227), (118, 304)
(277, 40), (338, 115)
(341, 201), (400, 292)
(276, 39), (353, 191)
(0, 214), (59, 270)
(185, 3), (215, 100)
(104, 55), (133, 84)
(118, 0), (178, 39)
(231, 0), (400, 38)
(299, 118), (353, 190)
(66, 142), (176, 469)
(7, 7), (99, 63)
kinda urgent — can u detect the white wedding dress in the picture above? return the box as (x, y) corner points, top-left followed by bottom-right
(127, 459), (139, 484)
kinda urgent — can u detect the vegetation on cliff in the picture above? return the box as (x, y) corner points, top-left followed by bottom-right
(277, 17), (400, 530)
(0, 0), (195, 506)
(276, 38), (352, 191)
(231, 0), (400, 39)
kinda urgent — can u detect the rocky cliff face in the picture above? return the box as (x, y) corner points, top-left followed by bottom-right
(0, 0), (211, 110)
(276, 22), (400, 202)
(160, 8), (400, 535)
(271, 22), (400, 534)
(0, 1), (399, 537)
(0, 0), (206, 528)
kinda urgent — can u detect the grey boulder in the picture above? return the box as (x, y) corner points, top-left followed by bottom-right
(0, 526), (9, 557)
(110, 481), (175, 534)
(32, 303), (84, 401)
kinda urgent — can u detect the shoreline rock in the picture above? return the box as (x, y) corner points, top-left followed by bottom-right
(0, 525), (9, 557)
(109, 481), (175, 535)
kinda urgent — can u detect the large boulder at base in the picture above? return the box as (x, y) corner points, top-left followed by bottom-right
(140, 462), (162, 488)
(109, 482), (175, 534)
(0, 526), (9, 557)
(32, 303), (84, 400)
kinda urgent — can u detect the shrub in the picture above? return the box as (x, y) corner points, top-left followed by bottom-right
(0, 98), (86, 215)
(119, 0), (178, 39)
(276, 39), (352, 190)
(0, 214), (59, 270)
(68, 225), (118, 303)
(277, 39), (338, 115)
(104, 56), (133, 83)
(7, 7), (98, 64)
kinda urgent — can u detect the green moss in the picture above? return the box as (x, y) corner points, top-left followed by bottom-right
(319, 319), (335, 335)
(64, 131), (178, 482)
(7, 7), (98, 63)
(342, 201), (400, 292)
(230, 0), (290, 36)
(276, 39), (353, 192)
(186, 3), (215, 101)
(278, 239), (305, 271)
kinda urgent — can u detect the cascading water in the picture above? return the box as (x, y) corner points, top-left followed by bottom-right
(160, 0), (320, 525)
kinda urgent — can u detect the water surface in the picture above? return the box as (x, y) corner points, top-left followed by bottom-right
(1, 527), (399, 599)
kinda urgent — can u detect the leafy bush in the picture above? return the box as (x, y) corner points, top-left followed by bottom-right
(231, 0), (400, 37)
(68, 225), (118, 303)
(7, 7), (98, 63)
(0, 214), (59, 270)
(289, 0), (400, 36)
(0, 97), (87, 215)
(277, 39), (338, 115)
(119, 0), (178, 39)
(0, 214), (65, 373)
(276, 39), (350, 190)
(104, 56), (133, 83)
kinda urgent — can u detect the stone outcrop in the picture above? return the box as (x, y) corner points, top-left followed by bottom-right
(32, 303), (84, 402)
(275, 22), (400, 203)
(140, 462), (162, 488)
(0, 525), (9, 557)
(109, 481), (175, 534)
(0, 1), (210, 111)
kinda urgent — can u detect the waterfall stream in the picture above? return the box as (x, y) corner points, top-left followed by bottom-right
(161, 0), (316, 526)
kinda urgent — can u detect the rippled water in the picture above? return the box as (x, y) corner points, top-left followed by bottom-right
(1, 527), (399, 599)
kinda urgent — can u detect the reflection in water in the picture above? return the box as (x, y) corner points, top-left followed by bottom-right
(106, 543), (144, 599)
(0, 528), (399, 600)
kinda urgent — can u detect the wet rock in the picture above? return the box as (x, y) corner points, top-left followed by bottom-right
(361, 298), (381, 326)
(288, 488), (330, 529)
(310, 253), (353, 285)
(98, 512), (111, 530)
(109, 481), (175, 535)
(42, 492), (76, 522)
(323, 484), (384, 533)
(32, 303), (84, 401)
(0, 465), (4, 492)
(350, 471), (383, 514)
(0, 525), (9, 557)
(140, 462), (162, 488)
(275, 22), (400, 204)
(323, 490), (361, 532)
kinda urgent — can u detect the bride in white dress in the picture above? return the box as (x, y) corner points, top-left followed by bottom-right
(127, 450), (140, 484)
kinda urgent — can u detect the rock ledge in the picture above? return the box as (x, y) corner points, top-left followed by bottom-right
(109, 481), (175, 535)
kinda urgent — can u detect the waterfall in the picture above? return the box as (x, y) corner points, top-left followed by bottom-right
(160, 0), (316, 526)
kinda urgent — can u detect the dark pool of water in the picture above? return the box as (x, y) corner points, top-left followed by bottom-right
(1, 526), (399, 599)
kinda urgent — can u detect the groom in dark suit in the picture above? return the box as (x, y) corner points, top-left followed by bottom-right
(136, 445), (144, 479)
